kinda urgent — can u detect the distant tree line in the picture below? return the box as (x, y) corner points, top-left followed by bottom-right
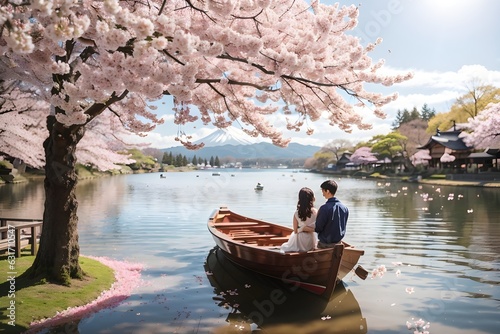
(139, 148), (307, 169)
(161, 152), (221, 167)
(391, 103), (436, 129)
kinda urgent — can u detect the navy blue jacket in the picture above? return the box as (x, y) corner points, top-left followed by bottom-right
(315, 197), (349, 244)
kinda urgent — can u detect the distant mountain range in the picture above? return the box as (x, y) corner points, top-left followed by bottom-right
(161, 128), (321, 160)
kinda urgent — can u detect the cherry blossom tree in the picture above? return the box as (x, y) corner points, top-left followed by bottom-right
(460, 102), (500, 149)
(440, 152), (455, 163)
(1, 0), (412, 283)
(350, 146), (378, 167)
(410, 149), (431, 167)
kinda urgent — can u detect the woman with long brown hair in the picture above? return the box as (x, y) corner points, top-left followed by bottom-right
(280, 187), (317, 252)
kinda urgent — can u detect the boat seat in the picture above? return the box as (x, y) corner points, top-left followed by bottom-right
(256, 236), (290, 246)
(233, 234), (278, 241)
(270, 236), (290, 242)
(230, 231), (255, 236)
(215, 224), (271, 231)
(212, 222), (260, 227)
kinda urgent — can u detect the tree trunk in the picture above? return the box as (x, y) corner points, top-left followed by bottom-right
(29, 115), (84, 284)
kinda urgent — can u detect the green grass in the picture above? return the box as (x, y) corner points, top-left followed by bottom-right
(369, 172), (388, 178)
(0, 250), (115, 332)
(429, 174), (447, 179)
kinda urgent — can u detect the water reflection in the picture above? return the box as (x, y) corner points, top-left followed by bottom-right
(0, 180), (44, 218)
(204, 247), (367, 334)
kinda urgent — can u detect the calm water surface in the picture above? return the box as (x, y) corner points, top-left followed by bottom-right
(1, 170), (499, 334)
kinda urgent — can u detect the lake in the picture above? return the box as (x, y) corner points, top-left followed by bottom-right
(1, 170), (499, 334)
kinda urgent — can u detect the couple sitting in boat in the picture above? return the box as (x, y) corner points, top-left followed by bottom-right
(280, 180), (348, 252)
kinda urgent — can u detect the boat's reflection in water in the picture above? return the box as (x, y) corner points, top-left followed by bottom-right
(205, 247), (367, 334)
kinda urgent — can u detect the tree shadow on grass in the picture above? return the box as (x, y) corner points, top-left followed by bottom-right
(0, 258), (44, 333)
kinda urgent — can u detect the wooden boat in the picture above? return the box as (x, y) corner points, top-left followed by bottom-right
(207, 206), (367, 299)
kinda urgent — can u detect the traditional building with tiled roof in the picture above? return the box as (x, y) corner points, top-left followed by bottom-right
(418, 129), (472, 169)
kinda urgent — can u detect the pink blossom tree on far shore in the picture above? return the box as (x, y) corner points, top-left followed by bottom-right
(1, 0), (412, 283)
(460, 102), (500, 149)
(410, 149), (431, 167)
(440, 152), (456, 163)
(350, 146), (378, 169)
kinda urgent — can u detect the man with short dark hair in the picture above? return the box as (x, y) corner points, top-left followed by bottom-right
(314, 179), (349, 249)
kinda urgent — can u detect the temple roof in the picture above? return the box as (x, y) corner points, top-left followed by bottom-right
(418, 130), (470, 151)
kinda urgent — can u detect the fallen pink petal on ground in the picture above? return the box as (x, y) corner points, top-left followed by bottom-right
(26, 256), (143, 333)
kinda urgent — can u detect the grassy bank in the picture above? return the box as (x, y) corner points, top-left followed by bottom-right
(0, 250), (114, 332)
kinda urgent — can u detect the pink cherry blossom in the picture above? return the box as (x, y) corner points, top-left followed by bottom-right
(460, 102), (500, 149)
(370, 264), (387, 279)
(410, 149), (432, 166)
(440, 152), (456, 163)
(406, 318), (431, 334)
(351, 147), (378, 165)
(405, 287), (415, 294)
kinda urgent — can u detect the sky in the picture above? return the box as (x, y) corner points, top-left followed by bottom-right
(134, 0), (500, 149)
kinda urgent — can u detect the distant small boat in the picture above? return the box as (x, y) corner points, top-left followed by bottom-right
(160, 174), (166, 178)
(254, 183), (264, 190)
(212, 172), (221, 176)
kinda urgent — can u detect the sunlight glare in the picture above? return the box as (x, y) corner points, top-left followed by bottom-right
(424, 0), (476, 16)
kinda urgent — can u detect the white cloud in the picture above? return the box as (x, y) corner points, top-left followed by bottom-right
(160, 114), (175, 122)
(391, 65), (500, 90)
(384, 91), (459, 113)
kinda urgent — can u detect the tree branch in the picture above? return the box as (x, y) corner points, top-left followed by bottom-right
(84, 90), (129, 124)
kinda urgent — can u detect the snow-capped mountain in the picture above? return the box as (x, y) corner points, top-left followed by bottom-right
(194, 127), (257, 147)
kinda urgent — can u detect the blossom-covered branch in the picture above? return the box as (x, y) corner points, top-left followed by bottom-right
(460, 102), (500, 149)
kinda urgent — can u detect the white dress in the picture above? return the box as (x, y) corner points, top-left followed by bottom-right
(280, 209), (317, 252)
